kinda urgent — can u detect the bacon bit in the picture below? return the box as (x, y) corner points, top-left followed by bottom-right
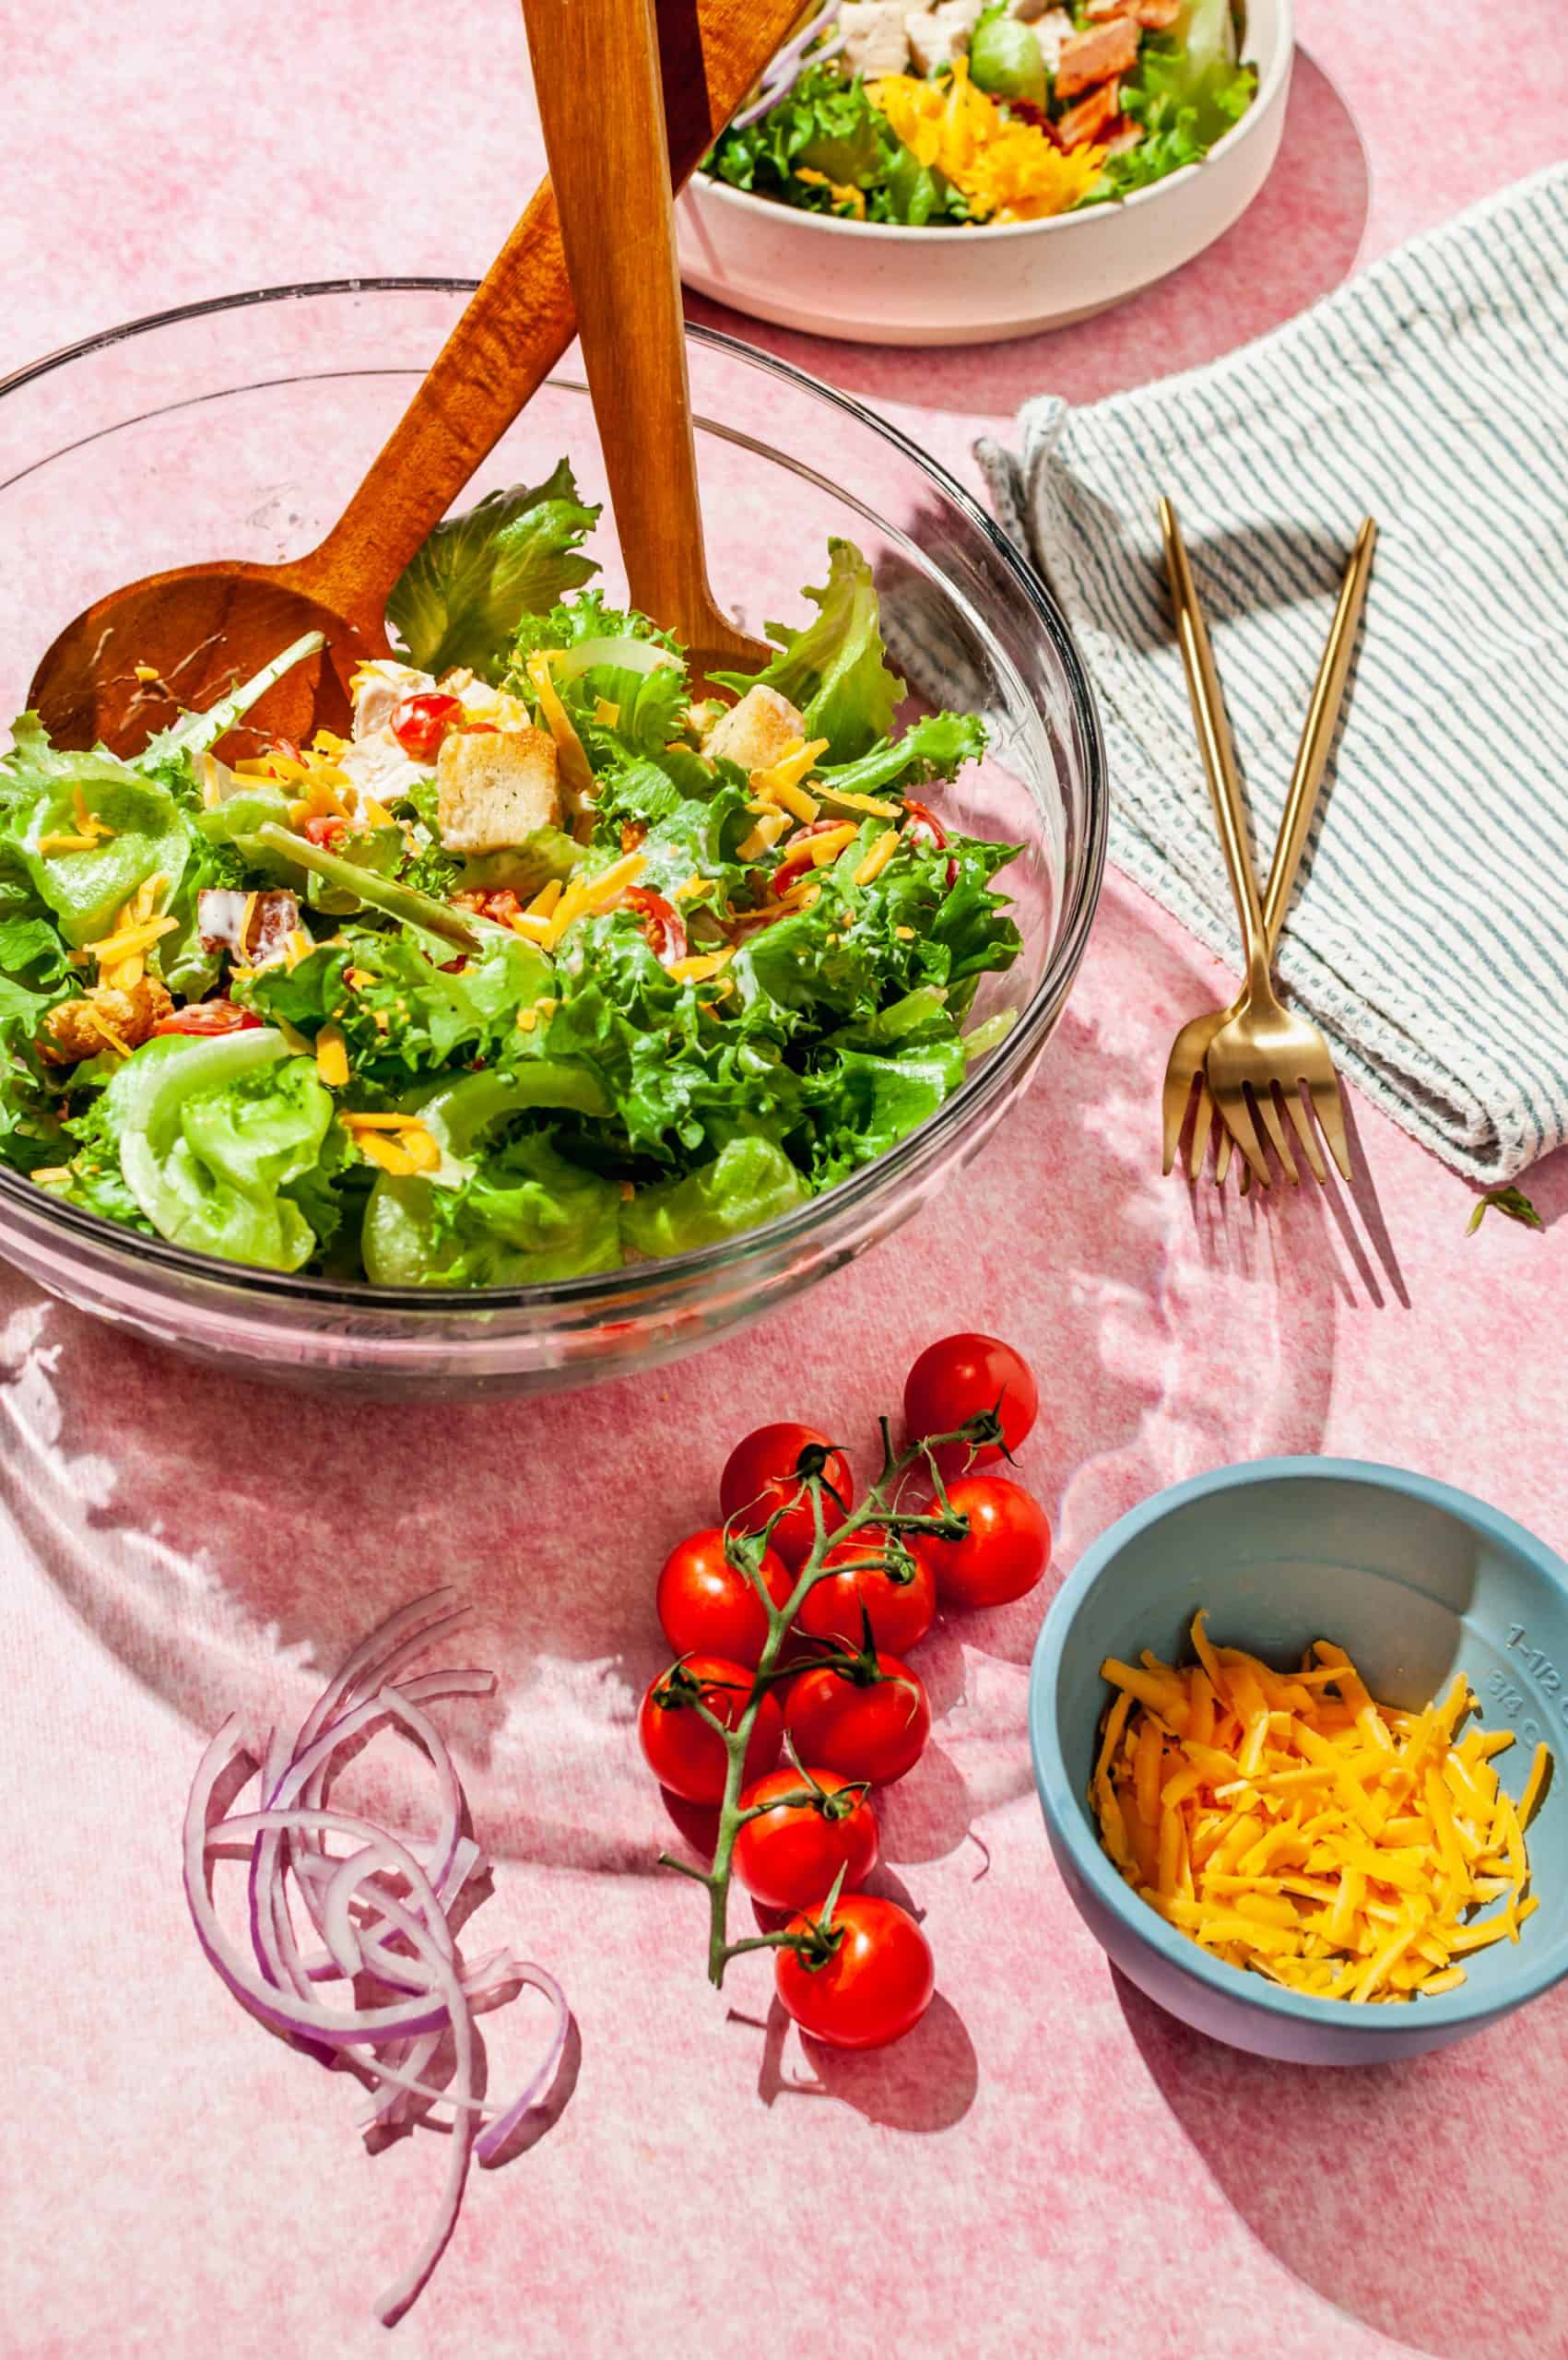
(1056, 17), (1138, 96)
(198, 888), (301, 967)
(1057, 78), (1123, 149)
(1089, 0), (1179, 24)
(620, 821), (648, 854)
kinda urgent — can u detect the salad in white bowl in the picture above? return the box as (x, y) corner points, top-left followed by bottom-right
(678, 0), (1291, 345)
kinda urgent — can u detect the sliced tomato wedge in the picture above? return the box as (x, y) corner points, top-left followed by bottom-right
(902, 798), (959, 889)
(151, 1000), (265, 1038)
(626, 886), (690, 965)
(770, 820), (855, 900)
(390, 691), (464, 761)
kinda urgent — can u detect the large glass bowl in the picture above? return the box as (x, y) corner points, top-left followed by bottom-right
(0, 282), (1104, 1395)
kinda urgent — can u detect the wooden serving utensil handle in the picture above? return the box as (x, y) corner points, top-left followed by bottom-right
(290, 0), (796, 642)
(519, 0), (765, 663)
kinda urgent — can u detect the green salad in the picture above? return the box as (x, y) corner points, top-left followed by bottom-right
(0, 468), (1020, 1286)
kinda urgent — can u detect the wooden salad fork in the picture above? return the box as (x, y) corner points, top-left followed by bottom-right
(1161, 514), (1376, 1185)
(519, 0), (770, 679)
(29, 0), (793, 758)
(1159, 500), (1367, 1189)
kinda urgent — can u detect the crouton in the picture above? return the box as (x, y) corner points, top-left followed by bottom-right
(39, 977), (174, 1066)
(703, 684), (808, 777)
(436, 726), (561, 854)
(1056, 16), (1139, 95)
(839, 0), (910, 77)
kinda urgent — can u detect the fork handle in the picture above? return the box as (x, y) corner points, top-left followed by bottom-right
(1160, 500), (1271, 997)
(1260, 515), (1377, 950)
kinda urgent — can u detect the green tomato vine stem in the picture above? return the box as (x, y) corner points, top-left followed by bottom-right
(654, 1410), (996, 1988)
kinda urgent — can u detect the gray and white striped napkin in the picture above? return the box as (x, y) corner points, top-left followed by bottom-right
(976, 162), (1568, 1183)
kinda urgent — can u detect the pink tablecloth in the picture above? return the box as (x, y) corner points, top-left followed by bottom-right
(5, 7), (1568, 2356)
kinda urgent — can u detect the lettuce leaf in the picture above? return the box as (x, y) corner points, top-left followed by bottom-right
(621, 1135), (806, 1258)
(715, 541), (905, 763)
(1081, 1), (1256, 204)
(705, 63), (969, 227)
(362, 1126), (622, 1287)
(816, 711), (988, 807)
(387, 464), (602, 680)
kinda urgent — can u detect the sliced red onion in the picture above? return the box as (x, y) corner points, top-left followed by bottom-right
(183, 1601), (568, 2329)
(732, 2), (845, 130)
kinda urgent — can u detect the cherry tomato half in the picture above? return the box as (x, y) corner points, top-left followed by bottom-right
(913, 1475), (1050, 1611)
(655, 1528), (793, 1670)
(903, 1332), (1038, 1471)
(625, 886), (690, 966)
(796, 1526), (935, 1656)
(901, 798), (959, 888)
(733, 1766), (879, 1913)
(390, 690), (464, 761)
(775, 1894), (935, 2051)
(301, 812), (348, 846)
(638, 1654), (782, 1804)
(151, 1000), (264, 1038)
(719, 1423), (855, 1569)
(784, 1653), (930, 1786)
(771, 820), (855, 899)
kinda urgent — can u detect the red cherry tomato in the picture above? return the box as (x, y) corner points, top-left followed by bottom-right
(460, 886), (523, 926)
(655, 1528), (793, 1670)
(638, 1655), (782, 1804)
(796, 1526), (935, 1656)
(150, 1000), (264, 1038)
(901, 798), (959, 888)
(775, 1894), (935, 2050)
(733, 1766), (879, 1913)
(771, 820), (854, 899)
(903, 1332), (1038, 1471)
(625, 886), (690, 966)
(914, 1475), (1051, 1610)
(390, 690), (464, 761)
(719, 1423), (855, 1569)
(301, 812), (348, 846)
(784, 1653), (930, 1786)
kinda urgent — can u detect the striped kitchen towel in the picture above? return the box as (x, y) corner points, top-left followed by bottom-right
(976, 161), (1568, 1184)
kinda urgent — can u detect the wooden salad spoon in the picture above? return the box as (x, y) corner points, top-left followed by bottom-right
(29, 0), (791, 758)
(519, 0), (770, 679)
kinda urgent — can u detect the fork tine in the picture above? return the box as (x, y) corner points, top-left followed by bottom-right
(1161, 1066), (1197, 1175)
(1252, 1085), (1301, 1185)
(1282, 1083), (1328, 1183)
(1187, 1080), (1217, 1181)
(1212, 1083), (1272, 1186)
(1306, 1072), (1353, 1182)
(1214, 1123), (1234, 1189)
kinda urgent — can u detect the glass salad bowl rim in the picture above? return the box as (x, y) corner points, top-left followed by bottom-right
(0, 277), (1107, 1313)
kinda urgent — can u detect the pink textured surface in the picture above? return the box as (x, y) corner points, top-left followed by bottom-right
(4, 5), (1568, 2356)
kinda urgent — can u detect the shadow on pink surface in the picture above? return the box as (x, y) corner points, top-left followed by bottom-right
(1114, 1967), (1568, 2356)
(0, 882), (1409, 1899)
(686, 46), (1370, 419)
(740, 1992), (980, 2131)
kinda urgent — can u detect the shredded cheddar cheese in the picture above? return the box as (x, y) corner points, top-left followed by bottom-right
(526, 649), (595, 806)
(737, 809), (792, 863)
(867, 57), (1106, 224)
(666, 950), (734, 987)
(545, 850), (646, 948)
(854, 828), (900, 888)
(1091, 1614), (1550, 2003)
(793, 167), (867, 219)
(314, 1025), (349, 1088)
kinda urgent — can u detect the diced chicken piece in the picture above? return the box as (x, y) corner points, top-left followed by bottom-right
(1055, 16), (1139, 95)
(1056, 77), (1122, 147)
(702, 684), (808, 776)
(937, 0), (984, 42)
(39, 977), (173, 1066)
(838, 0), (910, 77)
(906, 8), (964, 74)
(352, 659), (430, 741)
(436, 726), (561, 854)
(1028, 6), (1075, 70)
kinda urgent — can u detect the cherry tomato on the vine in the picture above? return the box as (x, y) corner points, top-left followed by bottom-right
(151, 1000), (264, 1038)
(638, 1655), (782, 1804)
(733, 1766), (879, 1913)
(796, 1526), (935, 1656)
(775, 1894), (935, 2050)
(913, 1475), (1050, 1610)
(390, 690), (464, 761)
(903, 1332), (1038, 1471)
(784, 1653), (930, 1786)
(719, 1423), (855, 1568)
(655, 1528), (792, 1670)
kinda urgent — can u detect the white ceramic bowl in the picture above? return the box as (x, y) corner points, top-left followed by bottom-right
(678, 0), (1292, 347)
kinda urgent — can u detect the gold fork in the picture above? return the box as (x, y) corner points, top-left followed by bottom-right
(1159, 501), (1373, 1187)
(1161, 515), (1377, 1183)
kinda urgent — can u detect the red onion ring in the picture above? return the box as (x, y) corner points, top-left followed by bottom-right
(183, 1601), (569, 2327)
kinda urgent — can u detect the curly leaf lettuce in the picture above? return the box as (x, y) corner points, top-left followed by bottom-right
(717, 541), (905, 764)
(387, 463), (602, 680)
